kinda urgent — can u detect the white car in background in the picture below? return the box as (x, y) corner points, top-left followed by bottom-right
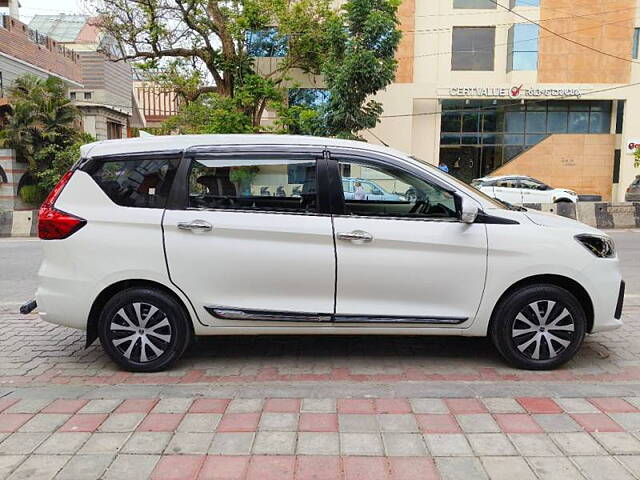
(472, 175), (578, 205)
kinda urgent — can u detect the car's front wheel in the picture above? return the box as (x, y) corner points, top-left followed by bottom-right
(98, 287), (192, 372)
(490, 284), (586, 370)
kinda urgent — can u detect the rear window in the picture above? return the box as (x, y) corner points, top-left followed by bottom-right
(86, 158), (180, 208)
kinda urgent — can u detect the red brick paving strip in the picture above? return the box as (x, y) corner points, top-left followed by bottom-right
(337, 399), (376, 414)
(59, 413), (108, 432)
(190, 398), (230, 414)
(246, 455), (296, 480)
(295, 456), (342, 480)
(138, 413), (185, 432)
(570, 413), (625, 432)
(198, 456), (249, 480)
(115, 398), (158, 413)
(375, 398), (412, 414)
(299, 413), (338, 432)
(217, 413), (261, 432)
(588, 397), (639, 413)
(493, 414), (543, 433)
(444, 398), (486, 414)
(516, 397), (562, 413)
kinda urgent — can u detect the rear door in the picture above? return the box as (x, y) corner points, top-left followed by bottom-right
(493, 178), (523, 204)
(163, 148), (336, 326)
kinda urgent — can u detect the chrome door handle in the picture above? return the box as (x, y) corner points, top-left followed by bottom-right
(337, 230), (373, 244)
(177, 220), (213, 233)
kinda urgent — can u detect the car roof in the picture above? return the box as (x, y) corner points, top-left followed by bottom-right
(80, 134), (409, 160)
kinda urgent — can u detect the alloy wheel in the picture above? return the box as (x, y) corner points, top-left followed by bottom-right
(109, 302), (173, 363)
(511, 300), (575, 361)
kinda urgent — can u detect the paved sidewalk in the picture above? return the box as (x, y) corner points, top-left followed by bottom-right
(1, 395), (640, 479)
(1, 301), (640, 478)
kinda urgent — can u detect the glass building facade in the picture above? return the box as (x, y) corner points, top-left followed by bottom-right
(439, 99), (612, 181)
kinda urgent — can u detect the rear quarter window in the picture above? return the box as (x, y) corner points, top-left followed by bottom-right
(85, 157), (180, 208)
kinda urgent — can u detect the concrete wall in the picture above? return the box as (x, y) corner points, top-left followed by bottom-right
(491, 134), (616, 201)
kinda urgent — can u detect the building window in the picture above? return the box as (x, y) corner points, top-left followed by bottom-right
(616, 100), (625, 134)
(507, 24), (539, 71)
(107, 121), (123, 139)
(246, 27), (287, 57)
(440, 100), (612, 178)
(633, 28), (640, 59)
(452, 27), (495, 71)
(288, 88), (330, 109)
(510, 0), (540, 6)
(70, 92), (76, 100)
(453, 0), (496, 8)
(84, 92), (92, 100)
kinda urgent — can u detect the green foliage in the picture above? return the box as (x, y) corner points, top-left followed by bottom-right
(321, 0), (401, 139)
(634, 147), (640, 169)
(18, 185), (43, 205)
(0, 75), (80, 171)
(35, 133), (96, 195)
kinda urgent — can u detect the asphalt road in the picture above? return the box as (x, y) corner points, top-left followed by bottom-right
(1, 230), (639, 305)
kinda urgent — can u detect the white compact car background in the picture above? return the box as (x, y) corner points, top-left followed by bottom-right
(26, 135), (624, 372)
(472, 175), (578, 205)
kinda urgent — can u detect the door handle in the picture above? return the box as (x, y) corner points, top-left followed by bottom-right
(337, 230), (373, 244)
(177, 219), (213, 233)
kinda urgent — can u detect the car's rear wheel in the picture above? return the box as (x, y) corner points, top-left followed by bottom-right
(490, 284), (586, 370)
(98, 287), (192, 372)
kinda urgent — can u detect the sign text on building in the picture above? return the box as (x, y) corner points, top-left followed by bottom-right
(448, 85), (585, 98)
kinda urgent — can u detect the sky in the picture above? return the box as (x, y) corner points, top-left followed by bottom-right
(2, 0), (95, 23)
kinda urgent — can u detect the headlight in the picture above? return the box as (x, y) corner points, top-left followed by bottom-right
(575, 234), (616, 258)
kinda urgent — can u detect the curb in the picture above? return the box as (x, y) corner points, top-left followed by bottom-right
(523, 202), (640, 229)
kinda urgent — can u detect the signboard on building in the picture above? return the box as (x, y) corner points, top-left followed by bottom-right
(444, 85), (587, 98)
(626, 139), (640, 154)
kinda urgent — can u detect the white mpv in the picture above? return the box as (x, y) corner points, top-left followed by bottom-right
(28, 135), (624, 372)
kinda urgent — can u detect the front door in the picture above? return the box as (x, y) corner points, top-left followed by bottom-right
(163, 151), (336, 326)
(330, 154), (488, 324)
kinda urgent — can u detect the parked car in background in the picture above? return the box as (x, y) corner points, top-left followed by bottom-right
(625, 175), (640, 202)
(472, 175), (578, 205)
(342, 177), (404, 201)
(26, 135), (623, 372)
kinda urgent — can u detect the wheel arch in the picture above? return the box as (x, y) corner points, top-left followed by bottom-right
(86, 279), (195, 348)
(488, 274), (594, 335)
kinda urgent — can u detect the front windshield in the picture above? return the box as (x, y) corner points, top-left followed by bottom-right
(411, 157), (506, 209)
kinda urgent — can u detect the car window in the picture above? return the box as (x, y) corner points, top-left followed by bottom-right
(338, 160), (457, 219)
(342, 180), (352, 193)
(87, 158), (180, 208)
(187, 157), (317, 213)
(520, 179), (546, 190)
(496, 178), (519, 188)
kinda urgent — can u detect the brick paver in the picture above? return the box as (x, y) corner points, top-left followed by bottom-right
(0, 395), (639, 477)
(1, 303), (640, 477)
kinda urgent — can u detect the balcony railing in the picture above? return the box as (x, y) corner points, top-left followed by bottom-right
(0, 14), (78, 62)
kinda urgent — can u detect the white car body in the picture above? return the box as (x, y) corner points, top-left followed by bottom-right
(33, 135), (623, 371)
(473, 175), (578, 205)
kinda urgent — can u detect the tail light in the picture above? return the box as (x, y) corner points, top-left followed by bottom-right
(38, 171), (86, 240)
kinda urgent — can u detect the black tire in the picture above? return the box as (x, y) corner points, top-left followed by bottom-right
(98, 287), (192, 372)
(490, 284), (586, 370)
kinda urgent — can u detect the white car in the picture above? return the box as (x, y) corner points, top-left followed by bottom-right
(472, 175), (578, 205)
(26, 135), (624, 372)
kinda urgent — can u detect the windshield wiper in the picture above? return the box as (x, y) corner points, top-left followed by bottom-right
(498, 200), (527, 212)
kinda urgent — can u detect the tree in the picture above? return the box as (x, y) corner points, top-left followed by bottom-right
(321, 0), (401, 139)
(95, 0), (336, 128)
(0, 75), (79, 172)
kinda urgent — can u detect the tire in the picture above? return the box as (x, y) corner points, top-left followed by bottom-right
(490, 284), (586, 370)
(98, 287), (192, 372)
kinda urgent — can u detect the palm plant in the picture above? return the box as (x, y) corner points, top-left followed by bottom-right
(0, 75), (79, 173)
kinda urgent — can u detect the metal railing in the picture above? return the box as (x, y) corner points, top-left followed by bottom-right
(0, 14), (77, 62)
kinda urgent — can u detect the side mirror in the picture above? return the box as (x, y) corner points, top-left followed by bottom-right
(458, 195), (479, 224)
